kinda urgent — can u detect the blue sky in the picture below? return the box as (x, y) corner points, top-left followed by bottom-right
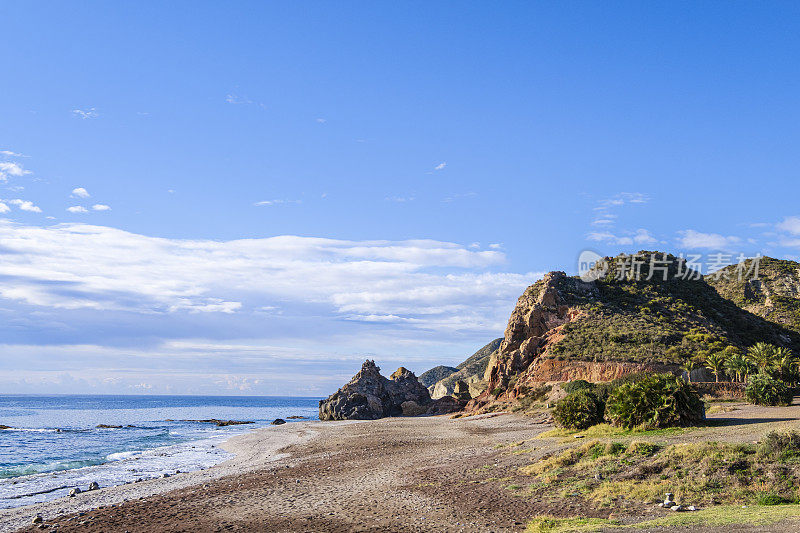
(2, 2), (800, 395)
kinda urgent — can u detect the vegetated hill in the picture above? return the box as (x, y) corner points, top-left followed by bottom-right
(706, 256), (800, 334)
(418, 365), (459, 388)
(468, 251), (800, 411)
(423, 338), (503, 399)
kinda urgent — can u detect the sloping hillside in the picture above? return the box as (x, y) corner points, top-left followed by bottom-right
(707, 257), (800, 333)
(422, 338), (502, 398)
(418, 365), (459, 388)
(469, 251), (800, 411)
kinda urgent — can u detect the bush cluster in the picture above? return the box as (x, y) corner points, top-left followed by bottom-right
(552, 389), (604, 429)
(561, 379), (594, 394)
(604, 373), (705, 429)
(553, 374), (704, 430)
(746, 373), (793, 406)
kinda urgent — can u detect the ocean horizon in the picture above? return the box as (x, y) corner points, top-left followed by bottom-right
(0, 394), (321, 509)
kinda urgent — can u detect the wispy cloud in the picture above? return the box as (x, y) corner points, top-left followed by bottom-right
(67, 206), (88, 213)
(0, 223), (530, 335)
(442, 192), (477, 203)
(225, 94), (252, 105)
(71, 187), (90, 198)
(0, 150), (26, 157)
(587, 228), (657, 246)
(385, 196), (415, 203)
(316, 118), (327, 123)
(254, 199), (302, 206)
(777, 216), (800, 236)
(0, 162), (31, 181)
(8, 199), (42, 213)
(677, 230), (741, 250)
(92, 204), (111, 211)
(0, 202), (9, 214)
(434, 162), (447, 171)
(72, 108), (98, 119)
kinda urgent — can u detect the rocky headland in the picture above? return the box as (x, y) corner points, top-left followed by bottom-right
(318, 360), (464, 420)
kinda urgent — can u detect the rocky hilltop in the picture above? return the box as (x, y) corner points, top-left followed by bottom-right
(319, 360), (464, 420)
(707, 257), (800, 334)
(422, 338), (502, 399)
(468, 251), (800, 411)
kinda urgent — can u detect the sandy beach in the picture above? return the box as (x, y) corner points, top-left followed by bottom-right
(9, 407), (800, 532)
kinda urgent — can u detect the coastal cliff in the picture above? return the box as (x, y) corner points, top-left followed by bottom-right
(468, 251), (800, 412)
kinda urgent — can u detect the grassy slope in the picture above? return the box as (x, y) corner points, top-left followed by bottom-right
(706, 257), (800, 334)
(542, 253), (800, 365)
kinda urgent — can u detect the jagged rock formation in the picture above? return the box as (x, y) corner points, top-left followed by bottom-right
(468, 251), (800, 412)
(425, 338), (503, 399)
(319, 361), (464, 420)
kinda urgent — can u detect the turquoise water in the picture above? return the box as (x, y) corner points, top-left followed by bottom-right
(0, 395), (320, 508)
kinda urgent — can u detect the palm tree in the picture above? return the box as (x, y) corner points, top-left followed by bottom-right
(747, 342), (777, 371)
(775, 347), (797, 385)
(725, 354), (744, 382)
(705, 352), (727, 382)
(682, 360), (698, 383)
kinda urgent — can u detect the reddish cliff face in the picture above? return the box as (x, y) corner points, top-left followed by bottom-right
(467, 271), (674, 411)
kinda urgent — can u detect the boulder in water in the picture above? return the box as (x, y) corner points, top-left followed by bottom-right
(270, 419), (286, 425)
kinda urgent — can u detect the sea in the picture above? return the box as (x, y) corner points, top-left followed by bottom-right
(0, 394), (320, 509)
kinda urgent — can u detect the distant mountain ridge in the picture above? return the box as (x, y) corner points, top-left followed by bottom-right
(420, 338), (503, 399)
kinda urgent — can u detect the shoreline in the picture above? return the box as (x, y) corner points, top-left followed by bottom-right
(13, 407), (800, 532)
(1, 420), (324, 532)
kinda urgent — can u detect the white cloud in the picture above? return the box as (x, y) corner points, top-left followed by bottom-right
(71, 187), (90, 198)
(777, 216), (800, 236)
(434, 162), (447, 171)
(442, 192), (477, 203)
(72, 108), (98, 119)
(0, 150), (25, 157)
(67, 206), (88, 213)
(316, 118), (327, 123)
(254, 199), (301, 206)
(386, 196), (415, 203)
(677, 230), (741, 250)
(0, 222), (528, 330)
(225, 94), (252, 104)
(587, 228), (656, 245)
(0, 203), (9, 214)
(92, 204), (111, 211)
(595, 192), (650, 210)
(8, 199), (41, 213)
(0, 162), (31, 181)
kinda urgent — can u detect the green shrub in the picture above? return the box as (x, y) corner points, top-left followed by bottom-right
(562, 379), (594, 394)
(754, 491), (793, 505)
(553, 390), (605, 430)
(758, 430), (800, 460)
(746, 373), (793, 406)
(604, 373), (705, 429)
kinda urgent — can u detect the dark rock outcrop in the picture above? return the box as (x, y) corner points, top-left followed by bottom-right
(270, 419), (286, 425)
(175, 419), (254, 427)
(319, 360), (464, 420)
